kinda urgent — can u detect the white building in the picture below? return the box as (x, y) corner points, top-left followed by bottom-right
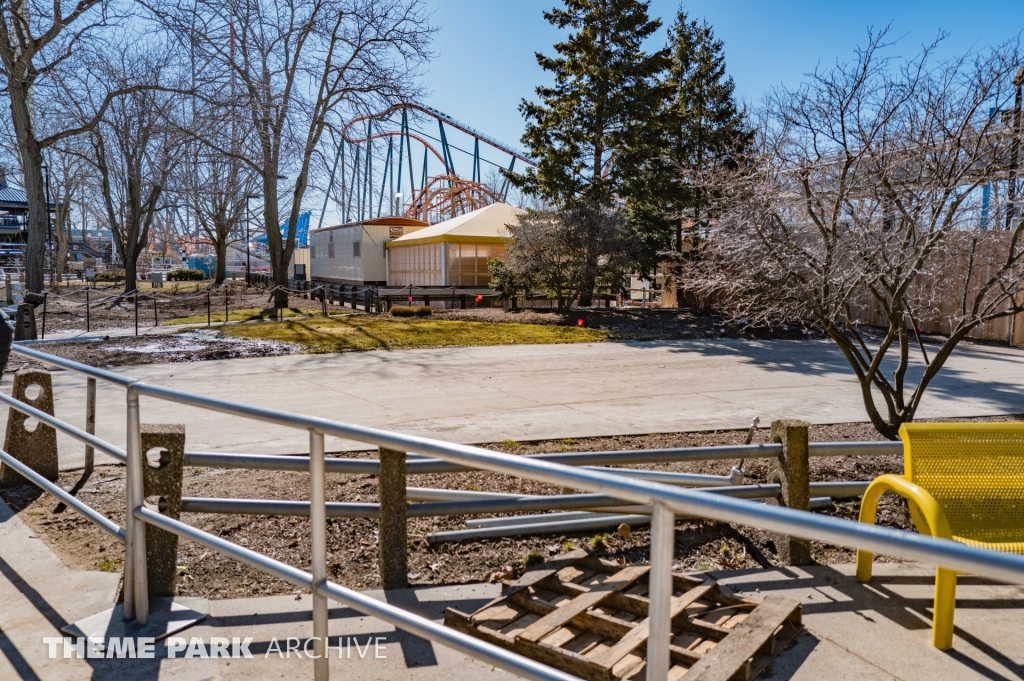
(308, 216), (427, 285)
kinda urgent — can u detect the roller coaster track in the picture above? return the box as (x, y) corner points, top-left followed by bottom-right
(342, 102), (536, 166)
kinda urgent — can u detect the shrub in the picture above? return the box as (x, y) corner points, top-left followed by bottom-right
(93, 270), (125, 282)
(390, 305), (431, 317)
(167, 268), (205, 281)
(524, 551), (545, 568)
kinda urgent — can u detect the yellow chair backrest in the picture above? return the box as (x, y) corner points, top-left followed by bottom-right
(900, 422), (1024, 545)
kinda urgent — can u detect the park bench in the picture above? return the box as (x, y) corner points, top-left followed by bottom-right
(855, 422), (1024, 649)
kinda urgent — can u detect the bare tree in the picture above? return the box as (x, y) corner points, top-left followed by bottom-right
(73, 41), (185, 292)
(151, 0), (434, 307)
(0, 0), (139, 292)
(686, 31), (1024, 438)
(46, 143), (90, 287)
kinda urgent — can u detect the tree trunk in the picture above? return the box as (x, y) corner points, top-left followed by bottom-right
(7, 81), (47, 293)
(214, 238), (227, 285)
(578, 261), (596, 307)
(123, 243), (139, 293)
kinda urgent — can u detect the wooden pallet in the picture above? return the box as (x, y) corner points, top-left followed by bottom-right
(444, 550), (802, 681)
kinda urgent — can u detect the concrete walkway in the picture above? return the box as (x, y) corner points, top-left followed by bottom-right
(7, 338), (1024, 470)
(3, 490), (1022, 680)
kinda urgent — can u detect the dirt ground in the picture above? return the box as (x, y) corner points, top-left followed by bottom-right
(6, 417), (1021, 600)
(31, 282), (272, 334)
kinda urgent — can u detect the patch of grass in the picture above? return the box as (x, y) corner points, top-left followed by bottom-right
(590, 534), (608, 551)
(564, 542), (576, 552)
(524, 551), (545, 568)
(501, 439), (523, 450)
(97, 558), (118, 572)
(163, 307), (323, 325)
(215, 315), (609, 353)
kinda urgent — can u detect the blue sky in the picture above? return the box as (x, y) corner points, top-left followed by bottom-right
(418, 0), (1024, 171)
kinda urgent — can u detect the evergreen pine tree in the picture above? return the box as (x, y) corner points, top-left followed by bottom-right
(627, 9), (749, 276)
(510, 0), (669, 303)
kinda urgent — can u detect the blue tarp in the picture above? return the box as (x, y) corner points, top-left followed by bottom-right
(255, 211), (310, 248)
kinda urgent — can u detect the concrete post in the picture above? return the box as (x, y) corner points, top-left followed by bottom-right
(1, 369), (58, 485)
(141, 424), (185, 597)
(377, 447), (408, 589)
(14, 303), (36, 341)
(769, 419), (812, 565)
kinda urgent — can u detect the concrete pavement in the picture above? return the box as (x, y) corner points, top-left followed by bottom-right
(7, 338), (1024, 470)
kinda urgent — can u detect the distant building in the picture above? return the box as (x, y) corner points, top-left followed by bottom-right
(0, 168), (57, 257)
(309, 216), (428, 285)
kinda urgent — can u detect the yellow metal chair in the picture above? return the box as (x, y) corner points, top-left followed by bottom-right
(855, 422), (1024, 649)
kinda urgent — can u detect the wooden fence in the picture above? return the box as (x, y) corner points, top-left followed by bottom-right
(848, 231), (1024, 344)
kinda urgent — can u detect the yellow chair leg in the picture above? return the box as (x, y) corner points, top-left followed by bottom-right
(932, 567), (957, 650)
(855, 549), (873, 582)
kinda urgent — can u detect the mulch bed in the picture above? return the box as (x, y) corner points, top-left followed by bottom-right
(10, 419), (1021, 600)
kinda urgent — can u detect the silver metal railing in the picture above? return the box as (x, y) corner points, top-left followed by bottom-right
(6, 342), (1024, 681)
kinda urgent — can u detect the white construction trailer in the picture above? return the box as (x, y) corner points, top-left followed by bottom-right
(308, 216), (427, 285)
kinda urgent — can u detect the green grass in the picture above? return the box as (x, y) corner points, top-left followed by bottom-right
(214, 315), (608, 353)
(163, 307), (325, 325)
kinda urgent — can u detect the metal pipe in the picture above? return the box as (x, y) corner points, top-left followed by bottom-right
(309, 431), (328, 680)
(466, 511), (622, 528)
(180, 497), (380, 517)
(125, 387), (145, 624)
(647, 503), (674, 681)
(427, 515), (654, 544)
(0, 448), (125, 541)
(579, 466), (742, 486)
(808, 442), (903, 457)
(0, 390), (126, 463)
(466, 496), (839, 531)
(810, 481), (870, 498)
(182, 441), (903, 476)
(135, 507), (578, 681)
(183, 451), (380, 474)
(10, 344), (135, 386)
(85, 377), (96, 477)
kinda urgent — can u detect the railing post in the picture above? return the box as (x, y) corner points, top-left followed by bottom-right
(770, 419), (812, 565)
(647, 502), (674, 681)
(309, 430), (328, 680)
(378, 447), (408, 589)
(126, 386), (149, 625)
(141, 424), (185, 597)
(84, 377), (96, 478)
(0, 369), (59, 485)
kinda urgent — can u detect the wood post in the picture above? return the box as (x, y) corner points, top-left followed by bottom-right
(84, 378), (96, 478)
(377, 447), (408, 589)
(769, 419), (812, 565)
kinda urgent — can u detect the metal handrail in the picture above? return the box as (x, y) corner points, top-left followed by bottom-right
(134, 506), (576, 681)
(6, 343), (1024, 681)
(0, 448), (125, 541)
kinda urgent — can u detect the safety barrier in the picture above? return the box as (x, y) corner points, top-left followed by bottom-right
(2, 342), (1023, 681)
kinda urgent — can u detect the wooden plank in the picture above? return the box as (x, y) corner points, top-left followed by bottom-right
(681, 596), (801, 681)
(509, 585), (637, 640)
(502, 549), (588, 596)
(590, 583), (716, 669)
(517, 565), (650, 643)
